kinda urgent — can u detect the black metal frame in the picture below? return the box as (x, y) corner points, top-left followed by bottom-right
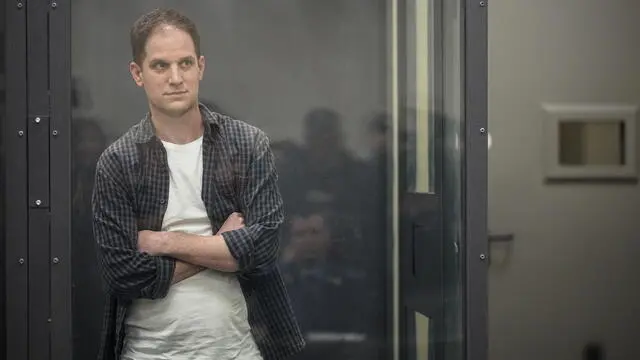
(1, 1), (7, 358)
(4, 1), (73, 359)
(49, 0), (73, 358)
(4, 1), (29, 359)
(27, 2), (53, 359)
(463, 0), (488, 359)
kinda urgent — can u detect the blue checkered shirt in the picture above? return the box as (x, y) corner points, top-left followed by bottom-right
(92, 104), (305, 360)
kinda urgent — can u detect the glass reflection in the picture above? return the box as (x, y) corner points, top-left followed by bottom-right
(71, 2), (389, 359)
(71, 112), (107, 360)
(442, 0), (464, 357)
(279, 108), (388, 359)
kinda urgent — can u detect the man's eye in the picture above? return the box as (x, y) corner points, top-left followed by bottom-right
(153, 63), (168, 70)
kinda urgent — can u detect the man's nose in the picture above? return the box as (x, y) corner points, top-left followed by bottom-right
(169, 65), (183, 84)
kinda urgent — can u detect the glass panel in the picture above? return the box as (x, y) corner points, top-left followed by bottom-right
(71, 2), (390, 359)
(394, 0), (464, 357)
(405, 0), (435, 194)
(70, 83), (106, 359)
(441, 0), (464, 357)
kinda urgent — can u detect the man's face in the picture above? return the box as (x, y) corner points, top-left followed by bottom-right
(129, 25), (205, 118)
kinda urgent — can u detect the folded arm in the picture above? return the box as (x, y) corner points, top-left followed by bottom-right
(92, 151), (176, 300)
(152, 232), (239, 272)
(152, 131), (284, 276)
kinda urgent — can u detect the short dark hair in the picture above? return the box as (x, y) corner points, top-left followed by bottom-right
(130, 8), (201, 65)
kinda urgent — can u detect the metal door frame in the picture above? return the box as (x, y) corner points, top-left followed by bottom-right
(4, 1), (29, 359)
(49, 0), (73, 358)
(463, 0), (488, 359)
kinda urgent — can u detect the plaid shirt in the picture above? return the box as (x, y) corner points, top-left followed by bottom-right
(91, 104), (305, 360)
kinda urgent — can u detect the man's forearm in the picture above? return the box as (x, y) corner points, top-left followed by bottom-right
(162, 232), (239, 272)
(172, 260), (205, 284)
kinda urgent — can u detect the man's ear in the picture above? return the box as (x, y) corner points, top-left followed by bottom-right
(198, 55), (206, 81)
(129, 61), (144, 87)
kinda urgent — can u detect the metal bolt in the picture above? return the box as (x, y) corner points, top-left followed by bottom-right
(480, 127), (486, 134)
(35, 117), (41, 124)
(51, 2), (57, 8)
(52, 257), (60, 264)
(18, 130), (24, 137)
(35, 200), (42, 206)
(480, 254), (487, 260)
(47, 318), (52, 323)
(480, 1), (486, 6)
(17, 2), (23, 9)
(18, 258), (25, 265)
(52, 130), (58, 136)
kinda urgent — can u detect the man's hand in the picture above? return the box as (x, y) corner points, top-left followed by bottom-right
(172, 260), (205, 284)
(218, 212), (245, 234)
(137, 230), (168, 256)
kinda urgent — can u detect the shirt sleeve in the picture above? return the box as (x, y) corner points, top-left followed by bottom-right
(222, 131), (284, 276)
(92, 151), (175, 300)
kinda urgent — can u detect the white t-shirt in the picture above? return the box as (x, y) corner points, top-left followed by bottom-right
(121, 136), (262, 360)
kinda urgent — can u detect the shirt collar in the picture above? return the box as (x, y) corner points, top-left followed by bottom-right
(134, 102), (221, 144)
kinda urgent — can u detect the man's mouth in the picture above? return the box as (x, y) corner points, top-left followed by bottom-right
(165, 91), (187, 96)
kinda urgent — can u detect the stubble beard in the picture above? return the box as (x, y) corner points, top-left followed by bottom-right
(153, 97), (198, 119)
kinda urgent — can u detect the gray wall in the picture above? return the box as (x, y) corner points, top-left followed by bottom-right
(488, 1), (640, 359)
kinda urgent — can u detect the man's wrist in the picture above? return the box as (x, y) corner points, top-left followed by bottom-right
(157, 231), (174, 255)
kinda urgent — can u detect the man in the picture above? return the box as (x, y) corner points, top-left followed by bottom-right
(91, 8), (305, 360)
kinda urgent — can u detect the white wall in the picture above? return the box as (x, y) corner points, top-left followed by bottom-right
(488, 1), (640, 359)
(71, 1), (387, 158)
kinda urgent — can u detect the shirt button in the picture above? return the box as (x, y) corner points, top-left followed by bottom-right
(159, 199), (166, 205)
